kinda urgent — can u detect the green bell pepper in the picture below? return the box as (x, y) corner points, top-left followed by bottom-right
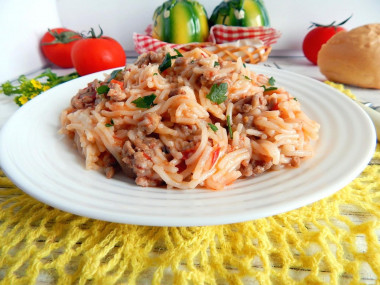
(209, 0), (270, 27)
(153, 0), (209, 44)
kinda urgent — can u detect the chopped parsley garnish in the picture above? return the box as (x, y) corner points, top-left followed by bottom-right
(159, 53), (172, 73)
(190, 60), (195, 64)
(206, 83), (228, 104)
(243, 75), (251, 80)
(243, 63), (246, 68)
(261, 86), (278, 92)
(261, 77), (277, 92)
(153, 73), (158, 76)
(158, 50), (184, 73)
(214, 61), (220, 67)
(173, 48), (183, 57)
(107, 69), (122, 83)
(132, 94), (157, 109)
(268, 76), (276, 86)
(208, 123), (218, 132)
(105, 119), (114, 127)
(227, 115), (233, 139)
(293, 97), (298, 101)
(97, 85), (110, 94)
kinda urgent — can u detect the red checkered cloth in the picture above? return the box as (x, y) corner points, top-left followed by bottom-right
(133, 24), (281, 54)
(208, 25), (281, 46)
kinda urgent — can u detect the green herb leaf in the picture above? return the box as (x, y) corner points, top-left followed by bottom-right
(268, 77), (275, 86)
(105, 119), (114, 127)
(208, 123), (218, 132)
(97, 85), (110, 94)
(243, 63), (246, 68)
(261, 85), (278, 92)
(214, 61), (220, 67)
(206, 83), (228, 104)
(243, 75), (251, 80)
(132, 94), (157, 109)
(107, 69), (122, 83)
(227, 115), (233, 139)
(264, 86), (278, 92)
(159, 50), (185, 73)
(153, 73), (158, 76)
(293, 97), (298, 101)
(159, 53), (172, 73)
(174, 48), (183, 57)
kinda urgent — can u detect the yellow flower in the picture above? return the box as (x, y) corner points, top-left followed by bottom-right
(324, 81), (356, 100)
(30, 79), (42, 89)
(19, 96), (29, 105)
(42, 86), (50, 91)
(30, 93), (38, 99)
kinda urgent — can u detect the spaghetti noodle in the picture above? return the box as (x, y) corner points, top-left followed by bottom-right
(60, 47), (320, 190)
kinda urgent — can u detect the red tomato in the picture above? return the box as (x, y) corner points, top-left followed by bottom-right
(302, 16), (352, 65)
(40, 28), (81, 68)
(71, 28), (126, 76)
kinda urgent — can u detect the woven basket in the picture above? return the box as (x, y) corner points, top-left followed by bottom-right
(180, 42), (272, 64)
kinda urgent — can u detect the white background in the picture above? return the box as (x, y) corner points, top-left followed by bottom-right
(56, 0), (380, 54)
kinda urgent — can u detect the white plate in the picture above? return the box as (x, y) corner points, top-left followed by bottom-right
(0, 66), (376, 226)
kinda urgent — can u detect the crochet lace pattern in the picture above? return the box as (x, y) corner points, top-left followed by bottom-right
(0, 144), (379, 284)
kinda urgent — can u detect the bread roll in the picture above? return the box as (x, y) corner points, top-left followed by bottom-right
(318, 24), (380, 89)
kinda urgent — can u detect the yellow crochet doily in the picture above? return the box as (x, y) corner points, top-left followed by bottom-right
(0, 83), (379, 284)
(1, 151), (379, 285)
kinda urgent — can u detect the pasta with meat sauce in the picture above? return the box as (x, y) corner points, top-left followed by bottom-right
(60, 47), (320, 190)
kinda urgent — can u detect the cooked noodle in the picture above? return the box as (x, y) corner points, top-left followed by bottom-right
(60, 47), (320, 190)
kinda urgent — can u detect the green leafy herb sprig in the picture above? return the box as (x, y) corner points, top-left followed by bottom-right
(0, 69), (79, 106)
(261, 76), (278, 92)
(132, 94), (157, 109)
(159, 49), (183, 73)
(97, 85), (110, 95)
(208, 123), (218, 132)
(105, 119), (114, 127)
(206, 83), (228, 104)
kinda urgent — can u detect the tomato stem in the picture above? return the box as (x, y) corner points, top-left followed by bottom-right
(84, 26), (104, 38)
(308, 14), (352, 29)
(42, 29), (80, 45)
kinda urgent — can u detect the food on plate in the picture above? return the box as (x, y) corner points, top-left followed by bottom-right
(302, 16), (351, 65)
(209, 0), (270, 27)
(40, 28), (81, 68)
(318, 24), (380, 89)
(152, 0), (209, 44)
(71, 27), (126, 76)
(60, 48), (320, 190)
